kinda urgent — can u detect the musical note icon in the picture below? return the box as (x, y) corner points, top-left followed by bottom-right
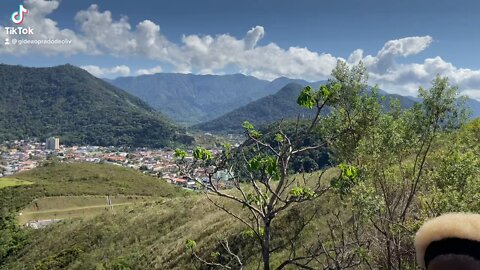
(11, 5), (28, 25)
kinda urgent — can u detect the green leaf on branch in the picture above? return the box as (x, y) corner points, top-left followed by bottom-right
(185, 239), (197, 250)
(274, 133), (284, 143)
(242, 120), (263, 139)
(193, 147), (212, 161)
(174, 149), (187, 160)
(242, 121), (255, 131)
(250, 130), (263, 139)
(222, 143), (232, 158)
(319, 85), (331, 100)
(210, 251), (220, 259)
(241, 229), (256, 238)
(340, 164), (358, 181)
(331, 164), (360, 196)
(245, 192), (266, 207)
(297, 86), (317, 109)
(247, 155), (280, 181)
(264, 156), (280, 181)
(247, 156), (262, 172)
(289, 186), (316, 200)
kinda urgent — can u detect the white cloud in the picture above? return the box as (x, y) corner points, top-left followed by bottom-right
(136, 66), (163, 75)
(357, 37), (480, 99)
(0, 1), (479, 100)
(348, 49), (364, 65)
(364, 36), (433, 73)
(244, 26), (265, 50)
(80, 65), (130, 78)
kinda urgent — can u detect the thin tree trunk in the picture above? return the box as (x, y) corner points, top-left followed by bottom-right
(262, 220), (271, 270)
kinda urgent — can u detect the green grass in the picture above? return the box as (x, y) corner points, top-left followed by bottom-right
(0, 161), (189, 214)
(11, 162), (187, 197)
(0, 178), (33, 189)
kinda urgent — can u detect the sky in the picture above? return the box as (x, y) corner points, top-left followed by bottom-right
(0, 0), (479, 100)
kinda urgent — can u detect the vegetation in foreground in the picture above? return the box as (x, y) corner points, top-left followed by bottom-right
(175, 61), (479, 270)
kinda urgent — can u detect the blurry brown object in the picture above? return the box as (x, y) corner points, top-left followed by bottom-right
(415, 213), (480, 270)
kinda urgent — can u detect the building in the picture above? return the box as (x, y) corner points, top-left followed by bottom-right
(46, 137), (60, 150)
(214, 169), (234, 181)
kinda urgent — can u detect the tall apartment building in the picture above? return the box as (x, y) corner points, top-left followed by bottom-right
(46, 137), (60, 150)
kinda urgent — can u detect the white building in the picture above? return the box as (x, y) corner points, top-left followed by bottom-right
(46, 137), (60, 150)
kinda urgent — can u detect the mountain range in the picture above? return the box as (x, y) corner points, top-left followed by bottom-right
(193, 83), (318, 133)
(1, 64), (478, 145)
(193, 83), (420, 133)
(0, 64), (191, 147)
(110, 73), (274, 126)
(109, 74), (331, 126)
(112, 72), (480, 133)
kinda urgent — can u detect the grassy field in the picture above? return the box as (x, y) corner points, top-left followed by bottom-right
(0, 161), (190, 215)
(18, 195), (164, 224)
(0, 178), (33, 189)
(8, 161), (188, 197)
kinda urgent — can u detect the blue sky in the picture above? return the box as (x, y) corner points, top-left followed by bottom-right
(0, 0), (479, 99)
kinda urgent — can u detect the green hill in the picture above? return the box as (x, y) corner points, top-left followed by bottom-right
(194, 83), (317, 133)
(0, 162), (190, 268)
(0, 162), (188, 214)
(195, 83), (417, 134)
(0, 64), (192, 147)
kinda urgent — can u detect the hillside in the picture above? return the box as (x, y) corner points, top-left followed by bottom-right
(0, 162), (188, 214)
(194, 83), (417, 133)
(0, 168), (338, 270)
(465, 98), (480, 118)
(0, 64), (192, 147)
(110, 73), (271, 126)
(194, 83), (317, 133)
(0, 162), (190, 268)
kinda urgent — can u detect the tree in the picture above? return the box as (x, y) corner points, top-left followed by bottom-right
(176, 61), (371, 270)
(419, 118), (480, 215)
(331, 76), (466, 269)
